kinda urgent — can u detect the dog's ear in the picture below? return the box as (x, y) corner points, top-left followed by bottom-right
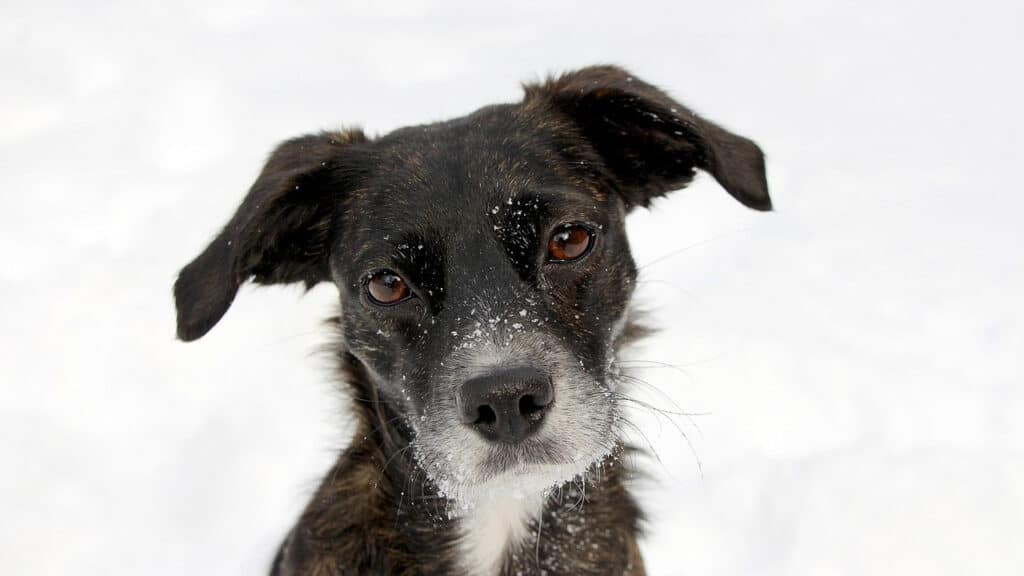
(174, 130), (367, 342)
(525, 65), (770, 211)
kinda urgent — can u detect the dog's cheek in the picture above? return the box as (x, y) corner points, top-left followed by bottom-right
(341, 314), (416, 383)
(590, 232), (637, 319)
(564, 257), (637, 362)
(595, 257), (636, 321)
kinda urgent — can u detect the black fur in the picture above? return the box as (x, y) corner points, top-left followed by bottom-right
(174, 65), (770, 575)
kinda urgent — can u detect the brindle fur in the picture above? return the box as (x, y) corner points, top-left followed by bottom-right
(174, 65), (769, 576)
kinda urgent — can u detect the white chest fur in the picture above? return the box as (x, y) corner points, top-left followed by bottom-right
(458, 491), (543, 576)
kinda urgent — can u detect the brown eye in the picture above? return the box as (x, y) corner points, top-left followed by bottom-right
(366, 270), (410, 305)
(547, 225), (594, 262)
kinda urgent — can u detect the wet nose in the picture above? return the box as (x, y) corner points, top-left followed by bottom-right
(457, 366), (554, 443)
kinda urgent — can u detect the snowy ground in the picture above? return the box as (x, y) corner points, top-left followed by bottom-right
(2, 1), (1022, 574)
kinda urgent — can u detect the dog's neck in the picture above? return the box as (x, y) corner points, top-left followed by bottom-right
(271, 352), (645, 576)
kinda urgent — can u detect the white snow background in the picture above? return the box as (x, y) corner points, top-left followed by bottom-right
(2, 1), (1022, 574)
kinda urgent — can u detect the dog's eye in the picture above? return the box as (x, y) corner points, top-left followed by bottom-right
(547, 224), (594, 262)
(366, 270), (411, 305)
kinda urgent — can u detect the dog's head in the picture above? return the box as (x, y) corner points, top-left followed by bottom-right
(174, 66), (769, 503)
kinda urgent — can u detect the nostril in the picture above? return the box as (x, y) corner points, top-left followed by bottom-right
(518, 394), (546, 417)
(475, 404), (497, 425)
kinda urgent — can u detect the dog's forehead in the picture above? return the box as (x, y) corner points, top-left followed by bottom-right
(344, 105), (607, 248)
(371, 107), (568, 204)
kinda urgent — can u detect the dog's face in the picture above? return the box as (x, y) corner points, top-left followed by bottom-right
(174, 66), (769, 504)
(332, 108), (642, 500)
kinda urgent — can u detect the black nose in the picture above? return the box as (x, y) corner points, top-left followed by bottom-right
(458, 366), (554, 443)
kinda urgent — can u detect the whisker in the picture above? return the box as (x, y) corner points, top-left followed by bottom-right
(534, 496), (545, 569)
(613, 372), (696, 414)
(616, 355), (724, 369)
(615, 358), (702, 379)
(367, 414), (408, 440)
(616, 394), (705, 478)
(380, 444), (413, 475)
(632, 277), (699, 301)
(612, 392), (709, 418)
(615, 415), (664, 470)
(637, 227), (754, 271)
(385, 445), (423, 526)
(614, 369), (708, 440)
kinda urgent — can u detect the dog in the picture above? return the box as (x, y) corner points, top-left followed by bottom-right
(174, 65), (770, 575)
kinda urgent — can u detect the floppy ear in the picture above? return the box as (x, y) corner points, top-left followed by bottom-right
(173, 130), (367, 341)
(525, 65), (770, 211)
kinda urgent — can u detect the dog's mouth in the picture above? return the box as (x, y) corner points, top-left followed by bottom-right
(437, 437), (619, 505)
(479, 437), (615, 481)
(413, 385), (618, 504)
(477, 434), (569, 476)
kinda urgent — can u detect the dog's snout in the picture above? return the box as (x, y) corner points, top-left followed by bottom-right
(458, 366), (554, 443)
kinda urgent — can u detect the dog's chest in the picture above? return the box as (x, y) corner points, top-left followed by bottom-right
(457, 492), (542, 576)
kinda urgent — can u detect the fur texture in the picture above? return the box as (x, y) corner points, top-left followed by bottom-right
(174, 65), (770, 575)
